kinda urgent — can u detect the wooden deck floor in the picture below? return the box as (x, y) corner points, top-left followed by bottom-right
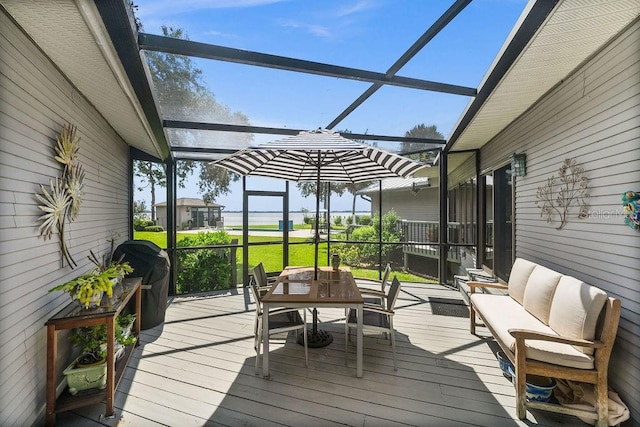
(57, 282), (586, 426)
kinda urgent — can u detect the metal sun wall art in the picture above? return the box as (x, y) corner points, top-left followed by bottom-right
(535, 158), (589, 230)
(35, 123), (85, 268)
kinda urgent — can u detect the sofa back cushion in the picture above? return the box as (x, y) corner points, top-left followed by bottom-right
(548, 276), (608, 355)
(522, 265), (562, 324)
(508, 258), (538, 305)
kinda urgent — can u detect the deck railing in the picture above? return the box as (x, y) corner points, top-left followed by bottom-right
(399, 220), (463, 263)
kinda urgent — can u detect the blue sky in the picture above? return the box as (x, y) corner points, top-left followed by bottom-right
(134, 0), (527, 211)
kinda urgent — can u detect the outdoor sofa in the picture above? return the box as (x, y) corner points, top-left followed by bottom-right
(468, 258), (621, 427)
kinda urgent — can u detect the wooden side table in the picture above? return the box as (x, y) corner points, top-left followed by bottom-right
(45, 277), (142, 426)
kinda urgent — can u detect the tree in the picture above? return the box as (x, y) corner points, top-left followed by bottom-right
(197, 164), (239, 204)
(296, 182), (346, 226)
(401, 123), (443, 163)
(136, 25), (250, 215)
(133, 200), (147, 220)
(134, 160), (195, 220)
(296, 130), (376, 219)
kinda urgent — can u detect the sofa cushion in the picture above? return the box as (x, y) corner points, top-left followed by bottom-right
(548, 276), (608, 355)
(523, 265), (562, 324)
(471, 293), (595, 369)
(507, 258), (537, 305)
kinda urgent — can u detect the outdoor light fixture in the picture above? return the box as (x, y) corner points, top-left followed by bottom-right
(512, 153), (527, 177)
(411, 182), (420, 195)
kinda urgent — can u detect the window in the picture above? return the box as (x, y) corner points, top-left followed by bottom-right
(487, 164), (513, 281)
(483, 174), (493, 270)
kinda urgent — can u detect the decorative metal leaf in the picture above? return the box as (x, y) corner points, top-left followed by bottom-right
(35, 178), (70, 240)
(54, 123), (80, 169)
(35, 123), (84, 267)
(66, 163), (85, 221)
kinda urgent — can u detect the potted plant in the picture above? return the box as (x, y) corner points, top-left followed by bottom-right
(49, 259), (133, 309)
(62, 314), (137, 395)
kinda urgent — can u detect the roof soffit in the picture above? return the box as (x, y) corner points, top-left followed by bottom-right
(449, 0), (640, 152)
(2, 0), (167, 159)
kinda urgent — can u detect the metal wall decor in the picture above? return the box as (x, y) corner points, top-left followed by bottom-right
(535, 158), (589, 230)
(622, 191), (639, 231)
(35, 123), (85, 268)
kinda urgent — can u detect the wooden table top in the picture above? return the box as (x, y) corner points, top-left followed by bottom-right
(262, 266), (363, 304)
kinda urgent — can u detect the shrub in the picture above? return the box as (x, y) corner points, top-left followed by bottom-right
(373, 210), (402, 240)
(133, 219), (155, 231)
(334, 243), (360, 265)
(345, 215), (353, 225)
(336, 210), (402, 266)
(359, 215), (372, 226)
(334, 216), (342, 226)
(176, 231), (233, 293)
(144, 225), (164, 232)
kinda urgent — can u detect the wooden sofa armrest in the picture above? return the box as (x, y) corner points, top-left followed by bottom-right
(467, 281), (508, 293)
(508, 328), (603, 349)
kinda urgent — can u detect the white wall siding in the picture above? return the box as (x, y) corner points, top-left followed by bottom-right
(369, 186), (440, 221)
(0, 11), (131, 425)
(480, 19), (640, 422)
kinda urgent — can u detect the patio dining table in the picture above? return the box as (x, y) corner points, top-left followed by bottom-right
(261, 266), (364, 378)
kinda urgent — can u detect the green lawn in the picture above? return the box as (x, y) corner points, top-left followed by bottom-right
(133, 230), (430, 283)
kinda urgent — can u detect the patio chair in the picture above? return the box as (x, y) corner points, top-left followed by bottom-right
(345, 275), (402, 371)
(252, 262), (276, 298)
(355, 263), (391, 308)
(249, 277), (308, 375)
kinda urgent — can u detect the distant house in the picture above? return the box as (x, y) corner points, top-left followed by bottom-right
(155, 198), (224, 230)
(359, 177), (436, 221)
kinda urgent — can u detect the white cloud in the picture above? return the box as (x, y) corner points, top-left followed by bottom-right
(278, 20), (333, 39)
(336, 0), (375, 18)
(202, 30), (238, 39)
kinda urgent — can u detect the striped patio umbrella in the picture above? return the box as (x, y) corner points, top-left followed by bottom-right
(215, 128), (425, 183)
(215, 129), (426, 346)
(215, 128), (426, 272)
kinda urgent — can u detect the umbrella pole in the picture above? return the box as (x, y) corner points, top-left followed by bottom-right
(314, 161), (320, 280)
(298, 157), (333, 348)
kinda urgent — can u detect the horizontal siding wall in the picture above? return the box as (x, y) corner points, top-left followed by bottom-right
(0, 10), (131, 426)
(372, 186), (440, 221)
(480, 19), (640, 423)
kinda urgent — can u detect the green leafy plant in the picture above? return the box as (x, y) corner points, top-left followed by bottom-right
(134, 218), (155, 231)
(335, 210), (403, 267)
(176, 230), (233, 293)
(70, 314), (137, 365)
(49, 262), (133, 308)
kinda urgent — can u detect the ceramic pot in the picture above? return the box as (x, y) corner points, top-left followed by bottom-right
(331, 253), (340, 270)
(72, 291), (104, 309)
(63, 356), (107, 395)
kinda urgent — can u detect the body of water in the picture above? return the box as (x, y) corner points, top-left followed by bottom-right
(222, 211), (370, 227)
